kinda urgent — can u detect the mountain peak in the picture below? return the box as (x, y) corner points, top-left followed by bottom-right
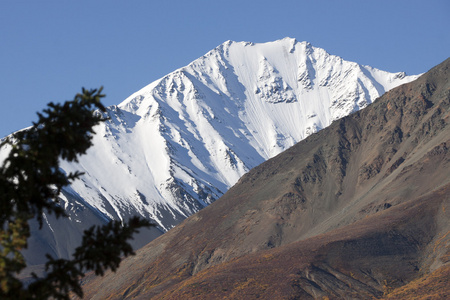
(68, 37), (420, 239)
(14, 39), (421, 268)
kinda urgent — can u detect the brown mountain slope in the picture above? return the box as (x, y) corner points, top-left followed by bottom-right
(80, 58), (450, 299)
(381, 264), (450, 299)
(152, 183), (449, 299)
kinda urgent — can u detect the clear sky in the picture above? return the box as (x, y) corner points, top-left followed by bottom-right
(1, 0), (449, 138)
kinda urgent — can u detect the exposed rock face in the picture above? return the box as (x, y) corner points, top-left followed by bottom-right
(79, 59), (450, 298)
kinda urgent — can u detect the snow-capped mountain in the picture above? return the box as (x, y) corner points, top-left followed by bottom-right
(14, 38), (420, 264)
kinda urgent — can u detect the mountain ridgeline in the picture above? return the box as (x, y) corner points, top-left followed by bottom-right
(80, 58), (450, 299)
(3, 38), (419, 266)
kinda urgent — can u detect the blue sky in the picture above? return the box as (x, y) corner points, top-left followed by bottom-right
(1, 0), (449, 138)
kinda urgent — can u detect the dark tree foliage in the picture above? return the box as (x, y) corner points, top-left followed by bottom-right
(0, 88), (152, 299)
